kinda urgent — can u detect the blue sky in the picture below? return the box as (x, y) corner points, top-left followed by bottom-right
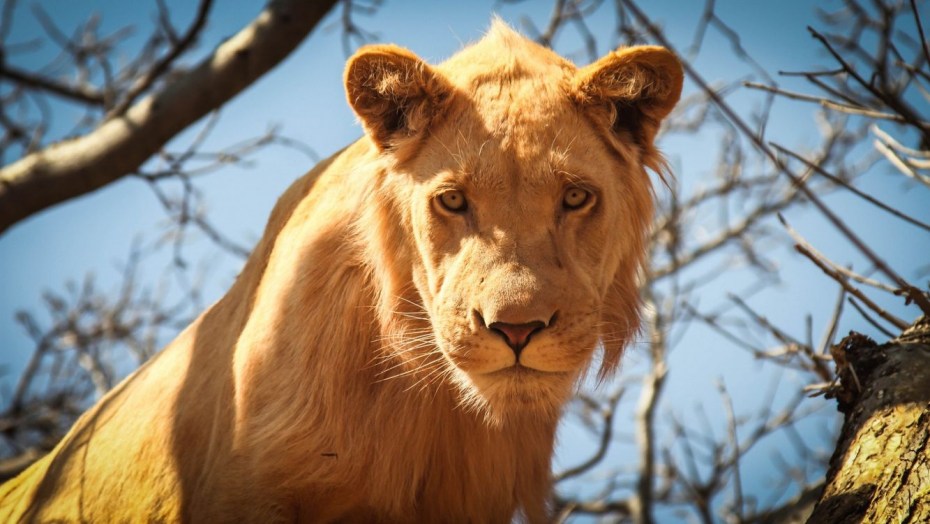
(1, 0), (928, 519)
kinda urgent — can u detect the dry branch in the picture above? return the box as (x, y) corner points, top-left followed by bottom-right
(619, 0), (930, 317)
(794, 243), (909, 331)
(0, 0), (339, 235)
(773, 143), (930, 233)
(743, 81), (913, 123)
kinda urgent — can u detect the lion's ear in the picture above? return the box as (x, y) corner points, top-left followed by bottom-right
(572, 46), (683, 154)
(345, 44), (452, 150)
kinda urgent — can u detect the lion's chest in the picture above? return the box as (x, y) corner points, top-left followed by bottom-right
(294, 397), (538, 521)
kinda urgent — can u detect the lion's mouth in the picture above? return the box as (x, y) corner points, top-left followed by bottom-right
(485, 364), (568, 380)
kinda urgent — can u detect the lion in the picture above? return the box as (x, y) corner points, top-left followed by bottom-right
(0, 20), (681, 523)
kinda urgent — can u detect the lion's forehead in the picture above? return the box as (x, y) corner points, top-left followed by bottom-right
(464, 77), (579, 144)
(427, 111), (610, 196)
(412, 30), (629, 203)
(423, 89), (603, 187)
(432, 32), (589, 175)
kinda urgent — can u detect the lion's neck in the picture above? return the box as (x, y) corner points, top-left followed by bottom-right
(338, 351), (559, 521)
(309, 301), (559, 520)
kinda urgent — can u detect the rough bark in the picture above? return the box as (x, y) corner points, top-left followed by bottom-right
(0, 0), (339, 235)
(808, 317), (930, 524)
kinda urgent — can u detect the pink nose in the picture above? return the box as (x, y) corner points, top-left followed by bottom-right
(488, 320), (547, 356)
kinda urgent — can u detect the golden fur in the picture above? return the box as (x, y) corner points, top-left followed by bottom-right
(0, 21), (681, 523)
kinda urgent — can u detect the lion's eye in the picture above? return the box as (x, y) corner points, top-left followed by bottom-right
(562, 187), (590, 210)
(438, 190), (468, 213)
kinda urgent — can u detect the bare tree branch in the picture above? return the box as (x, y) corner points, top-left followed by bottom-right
(0, 0), (339, 235)
(743, 81), (917, 123)
(619, 0), (930, 316)
(773, 143), (930, 233)
(554, 389), (624, 482)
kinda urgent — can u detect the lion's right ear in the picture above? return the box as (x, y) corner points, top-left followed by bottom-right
(345, 45), (453, 150)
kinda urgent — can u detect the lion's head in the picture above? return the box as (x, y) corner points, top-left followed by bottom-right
(345, 21), (682, 423)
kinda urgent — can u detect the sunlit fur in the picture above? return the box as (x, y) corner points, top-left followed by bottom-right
(0, 20), (681, 523)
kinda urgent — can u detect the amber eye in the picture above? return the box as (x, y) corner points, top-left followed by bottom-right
(562, 187), (591, 210)
(438, 190), (468, 213)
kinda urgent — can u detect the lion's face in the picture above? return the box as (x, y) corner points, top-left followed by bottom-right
(346, 23), (682, 421)
(400, 107), (644, 417)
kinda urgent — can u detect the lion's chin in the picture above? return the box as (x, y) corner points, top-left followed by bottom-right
(451, 364), (576, 425)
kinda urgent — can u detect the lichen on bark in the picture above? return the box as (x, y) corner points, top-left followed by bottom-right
(809, 317), (930, 524)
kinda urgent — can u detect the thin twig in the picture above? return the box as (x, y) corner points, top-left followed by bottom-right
(0, 64), (106, 105)
(807, 25), (930, 144)
(554, 389), (624, 482)
(778, 213), (901, 295)
(911, 0), (930, 70)
(794, 243), (908, 330)
(107, 0), (214, 117)
(773, 143), (930, 233)
(847, 297), (897, 338)
(818, 286), (846, 355)
(873, 138), (930, 186)
(872, 124), (930, 158)
(717, 382), (744, 518)
(743, 81), (913, 123)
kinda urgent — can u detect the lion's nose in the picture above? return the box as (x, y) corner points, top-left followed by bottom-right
(487, 320), (547, 357)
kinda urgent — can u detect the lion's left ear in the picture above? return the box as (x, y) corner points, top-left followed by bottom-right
(345, 44), (453, 150)
(572, 46), (683, 155)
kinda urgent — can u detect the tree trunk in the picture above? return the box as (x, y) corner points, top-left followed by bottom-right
(808, 317), (930, 524)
